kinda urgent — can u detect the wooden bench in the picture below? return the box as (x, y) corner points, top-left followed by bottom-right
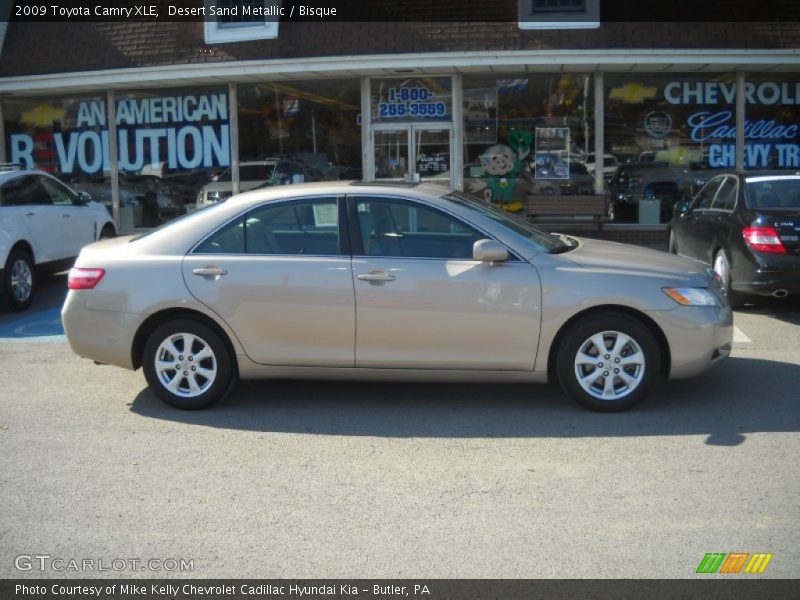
(525, 194), (608, 231)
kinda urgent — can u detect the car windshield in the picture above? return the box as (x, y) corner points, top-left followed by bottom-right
(746, 176), (800, 209)
(443, 191), (573, 254)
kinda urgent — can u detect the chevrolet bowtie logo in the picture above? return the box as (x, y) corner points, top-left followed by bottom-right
(697, 552), (773, 574)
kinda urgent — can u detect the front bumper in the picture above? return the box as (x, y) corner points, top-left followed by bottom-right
(653, 303), (734, 380)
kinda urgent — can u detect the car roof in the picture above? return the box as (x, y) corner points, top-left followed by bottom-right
(227, 181), (441, 207)
(740, 170), (800, 180)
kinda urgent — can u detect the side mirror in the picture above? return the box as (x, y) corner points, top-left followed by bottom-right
(77, 191), (92, 205)
(473, 239), (508, 263)
(674, 198), (692, 216)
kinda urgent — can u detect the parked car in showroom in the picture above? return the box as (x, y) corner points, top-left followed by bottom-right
(0, 166), (116, 310)
(196, 160), (279, 207)
(583, 152), (619, 181)
(62, 182), (731, 412)
(667, 172), (800, 308)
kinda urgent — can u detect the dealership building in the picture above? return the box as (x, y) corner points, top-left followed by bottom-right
(1, 2), (799, 240)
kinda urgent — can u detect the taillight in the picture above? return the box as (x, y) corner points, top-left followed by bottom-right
(742, 227), (787, 254)
(68, 268), (105, 290)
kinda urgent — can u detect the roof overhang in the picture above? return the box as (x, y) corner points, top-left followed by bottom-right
(2, 49), (800, 96)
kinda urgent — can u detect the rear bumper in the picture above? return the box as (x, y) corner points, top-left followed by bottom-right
(653, 304), (734, 380)
(61, 291), (145, 370)
(734, 267), (800, 297)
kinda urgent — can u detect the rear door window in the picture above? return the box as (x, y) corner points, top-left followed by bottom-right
(712, 177), (738, 211)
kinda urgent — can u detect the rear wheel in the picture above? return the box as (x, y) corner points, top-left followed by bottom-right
(142, 319), (235, 409)
(713, 248), (745, 309)
(2, 248), (34, 311)
(99, 224), (116, 240)
(668, 231), (678, 254)
(556, 312), (660, 412)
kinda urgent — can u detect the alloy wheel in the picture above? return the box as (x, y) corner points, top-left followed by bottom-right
(154, 332), (217, 398)
(573, 330), (646, 400)
(10, 258), (33, 303)
(713, 252), (731, 291)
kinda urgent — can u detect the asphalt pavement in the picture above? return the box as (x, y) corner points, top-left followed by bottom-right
(0, 272), (799, 578)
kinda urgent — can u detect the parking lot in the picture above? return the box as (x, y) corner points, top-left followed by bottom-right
(1, 271), (799, 578)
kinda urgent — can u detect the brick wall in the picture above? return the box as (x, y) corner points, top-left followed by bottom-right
(2, 19), (800, 77)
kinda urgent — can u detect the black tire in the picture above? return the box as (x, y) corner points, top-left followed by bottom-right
(713, 248), (745, 309)
(1, 248), (35, 311)
(142, 319), (236, 409)
(99, 224), (116, 240)
(556, 312), (661, 412)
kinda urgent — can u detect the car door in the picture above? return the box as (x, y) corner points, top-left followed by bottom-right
(349, 195), (541, 371)
(0, 175), (61, 263)
(36, 175), (96, 256)
(707, 175), (741, 263)
(674, 177), (723, 260)
(182, 196), (356, 367)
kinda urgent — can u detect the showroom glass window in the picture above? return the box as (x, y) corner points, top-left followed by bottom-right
(604, 73), (736, 224)
(113, 86), (230, 229)
(236, 79), (362, 185)
(3, 93), (107, 187)
(743, 74), (800, 172)
(461, 73), (594, 213)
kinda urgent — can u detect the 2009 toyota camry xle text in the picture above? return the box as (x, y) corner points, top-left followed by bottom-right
(61, 182), (733, 412)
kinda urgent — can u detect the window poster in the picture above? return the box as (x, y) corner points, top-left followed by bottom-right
(534, 127), (570, 180)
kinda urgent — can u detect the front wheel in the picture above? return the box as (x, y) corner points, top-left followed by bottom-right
(556, 313), (661, 412)
(142, 319), (235, 409)
(2, 249), (35, 311)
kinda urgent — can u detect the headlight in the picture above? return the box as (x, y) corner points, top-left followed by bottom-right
(663, 287), (720, 306)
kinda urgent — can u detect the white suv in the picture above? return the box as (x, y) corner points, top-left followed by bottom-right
(0, 167), (116, 311)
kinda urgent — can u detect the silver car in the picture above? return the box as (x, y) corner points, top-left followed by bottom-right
(62, 182), (733, 412)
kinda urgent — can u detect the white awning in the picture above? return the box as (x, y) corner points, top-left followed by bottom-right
(1, 49), (800, 95)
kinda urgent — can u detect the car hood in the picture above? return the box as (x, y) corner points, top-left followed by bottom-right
(563, 237), (711, 285)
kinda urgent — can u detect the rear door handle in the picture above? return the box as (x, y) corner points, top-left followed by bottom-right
(357, 270), (396, 283)
(24, 211), (35, 216)
(193, 266), (228, 279)
(62, 214), (71, 218)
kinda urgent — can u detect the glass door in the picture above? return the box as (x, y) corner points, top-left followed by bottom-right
(374, 127), (410, 181)
(372, 124), (453, 186)
(413, 126), (451, 186)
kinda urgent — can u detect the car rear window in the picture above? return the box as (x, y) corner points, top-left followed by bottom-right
(746, 177), (800, 209)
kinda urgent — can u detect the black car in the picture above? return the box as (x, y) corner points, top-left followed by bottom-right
(667, 172), (800, 307)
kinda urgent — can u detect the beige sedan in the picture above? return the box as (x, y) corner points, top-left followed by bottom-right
(62, 182), (733, 411)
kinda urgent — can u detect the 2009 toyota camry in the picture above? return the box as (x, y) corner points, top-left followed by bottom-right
(61, 182), (733, 412)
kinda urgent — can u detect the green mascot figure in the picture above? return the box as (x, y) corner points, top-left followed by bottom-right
(468, 130), (532, 213)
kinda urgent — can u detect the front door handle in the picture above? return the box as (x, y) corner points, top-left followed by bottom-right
(193, 266), (228, 279)
(62, 213), (71, 218)
(24, 211), (34, 216)
(357, 270), (396, 283)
